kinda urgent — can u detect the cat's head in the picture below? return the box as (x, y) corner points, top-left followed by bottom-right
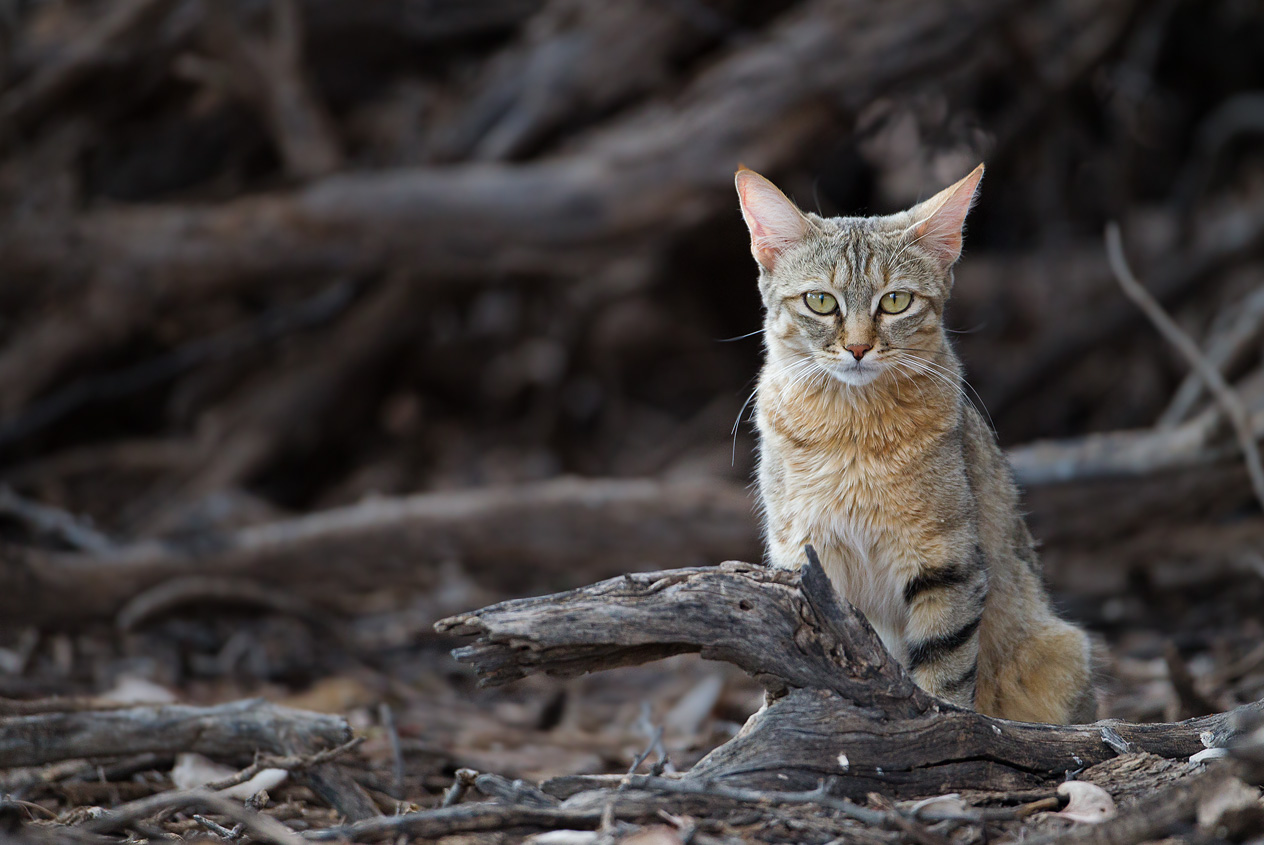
(735, 165), (982, 387)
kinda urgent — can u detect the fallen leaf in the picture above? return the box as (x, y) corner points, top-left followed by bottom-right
(1057, 781), (1116, 823)
(171, 753), (288, 799)
(99, 676), (177, 704)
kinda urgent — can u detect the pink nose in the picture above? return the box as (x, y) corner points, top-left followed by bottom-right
(845, 343), (873, 361)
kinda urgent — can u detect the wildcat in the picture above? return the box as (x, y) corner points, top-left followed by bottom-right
(735, 164), (1096, 724)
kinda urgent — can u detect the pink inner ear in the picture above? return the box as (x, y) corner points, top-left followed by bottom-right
(736, 171), (808, 270)
(910, 166), (983, 268)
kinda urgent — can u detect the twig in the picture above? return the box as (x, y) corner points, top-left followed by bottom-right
(377, 703), (405, 797)
(1163, 643), (1222, 719)
(615, 775), (887, 826)
(302, 803), (618, 841)
(0, 486), (114, 553)
(116, 576), (326, 632)
(82, 789), (304, 845)
(202, 737), (364, 791)
(621, 704), (667, 785)
(868, 792), (952, 845)
(1157, 286), (1264, 427)
(192, 814), (243, 839)
(473, 773), (559, 808)
(441, 768), (478, 808)
(1105, 222), (1264, 511)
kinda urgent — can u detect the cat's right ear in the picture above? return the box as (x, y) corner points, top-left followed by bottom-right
(735, 168), (810, 272)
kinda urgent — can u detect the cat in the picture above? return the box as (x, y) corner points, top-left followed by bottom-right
(735, 164), (1096, 724)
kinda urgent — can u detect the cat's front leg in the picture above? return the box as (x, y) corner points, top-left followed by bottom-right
(902, 546), (989, 709)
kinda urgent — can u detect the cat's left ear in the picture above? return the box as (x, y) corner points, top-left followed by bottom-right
(904, 163), (984, 269)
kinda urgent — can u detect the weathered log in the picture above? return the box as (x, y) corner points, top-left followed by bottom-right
(0, 477), (758, 627)
(0, 698), (346, 768)
(437, 560), (1264, 797)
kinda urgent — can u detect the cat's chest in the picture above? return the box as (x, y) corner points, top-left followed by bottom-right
(761, 425), (931, 653)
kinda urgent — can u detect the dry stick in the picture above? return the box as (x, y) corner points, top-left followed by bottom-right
(1157, 285), (1264, 427)
(1105, 222), (1264, 511)
(0, 485), (114, 554)
(377, 702), (405, 797)
(191, 814), (243, 839)
(0, 697), (376, 821)
(302, 803), (617, 842)
(201, 737), (364, 792)
(440, 768), (478, 808)
(81, 788), (305, 845)
(0, 699), (351, 768)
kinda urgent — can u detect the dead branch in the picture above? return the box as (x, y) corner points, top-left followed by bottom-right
(1157, 285), (1264, 428)
(1007, 400), (1264, 485)
(302, 802), (625, 842)
(0, 0), (195, 136)
(433, 0), (740, 161)
(81, 788), (305, 845)
(0, 698), (376, 821)
(191, 0), (341, 178)
(1106, 221), (1264, 509)
(0, 698), (348, 768)
(438, 560), (1264, 797)
(0, 477), (757, 627)
(0, 485), (113, 553)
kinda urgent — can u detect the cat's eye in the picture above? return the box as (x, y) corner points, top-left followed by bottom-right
(803, 292), (838, 315)
(879, 291), (913, 314)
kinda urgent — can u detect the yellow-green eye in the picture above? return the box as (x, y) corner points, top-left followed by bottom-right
(803, 292), (838, 315)
(879, 291), (912, 314)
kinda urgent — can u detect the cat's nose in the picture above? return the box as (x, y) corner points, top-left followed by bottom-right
(845, 343), (873, 361)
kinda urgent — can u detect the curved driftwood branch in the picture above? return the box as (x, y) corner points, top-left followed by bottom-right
(437, 559), (1264, 797)
(439, 560), (922, 711)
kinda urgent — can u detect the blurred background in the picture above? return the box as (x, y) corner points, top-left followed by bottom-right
(2, 0), (1264, 815)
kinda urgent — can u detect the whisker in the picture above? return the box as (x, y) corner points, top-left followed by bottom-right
(730, 354), (816, 465)
(892, 349), (997, 432)
(889, 353), (995, 431)
(715, 328), (765, 342)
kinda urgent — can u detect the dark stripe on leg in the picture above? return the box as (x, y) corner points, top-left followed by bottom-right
(941, 661), (978, 695)
(903, 564), (972, 604)
(907, 616), (981, 671)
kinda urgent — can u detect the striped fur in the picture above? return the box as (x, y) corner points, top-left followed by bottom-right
(737, 166), (1096, 724)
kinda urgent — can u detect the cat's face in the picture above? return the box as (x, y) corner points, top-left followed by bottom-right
(736, 166), (983, 388)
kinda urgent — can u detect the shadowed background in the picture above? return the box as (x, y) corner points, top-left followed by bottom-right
(1, 0), (1263, 817)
